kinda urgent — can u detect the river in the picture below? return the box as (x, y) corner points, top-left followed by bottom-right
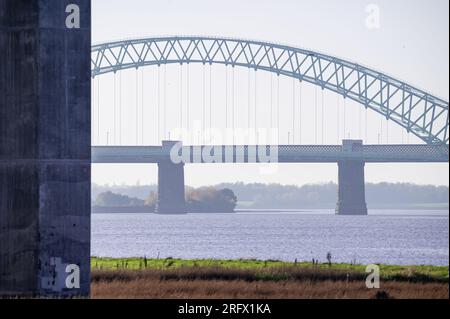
(92, 210), (449, 266)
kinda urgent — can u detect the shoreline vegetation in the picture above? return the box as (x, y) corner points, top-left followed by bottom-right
(91, 257), (449, 299)
(93, 187), (238, 213)
(92, 182), (449, 212)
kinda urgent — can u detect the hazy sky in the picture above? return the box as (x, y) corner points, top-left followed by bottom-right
(91, 0), (449, 187)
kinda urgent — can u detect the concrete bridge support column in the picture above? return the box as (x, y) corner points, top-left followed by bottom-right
(157, 162), (186, 214)
(336, 141), (368, 215)
(156, 142), (186, 214)
(0, 1), (91, 296)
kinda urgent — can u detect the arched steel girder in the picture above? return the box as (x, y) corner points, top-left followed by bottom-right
(91, 36), (449, 145)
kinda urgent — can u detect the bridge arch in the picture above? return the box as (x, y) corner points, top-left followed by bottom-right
(91, 36), (449, 145)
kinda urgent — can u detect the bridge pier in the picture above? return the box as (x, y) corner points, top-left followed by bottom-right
(336, 141), (368, 216)
(0, 1), (91, 296)
(156, 142), (186, 214)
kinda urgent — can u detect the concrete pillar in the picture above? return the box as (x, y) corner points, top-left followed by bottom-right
(0, 0), (91, 297)
(156, 141), (186, 214)
(336, 140), (368, 215)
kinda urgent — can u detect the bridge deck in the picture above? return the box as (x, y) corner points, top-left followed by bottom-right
(91, 144), (449, 163)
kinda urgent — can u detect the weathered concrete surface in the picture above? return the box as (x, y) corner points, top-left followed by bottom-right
(0, 0), (91, 296)
(335, 141), (368, 215)
(156, 141), (186, 214)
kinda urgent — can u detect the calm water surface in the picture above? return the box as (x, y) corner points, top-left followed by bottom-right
(92, 210), (449, 266)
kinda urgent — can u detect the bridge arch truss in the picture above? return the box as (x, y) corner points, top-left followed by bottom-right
(91, 36), (449, 145)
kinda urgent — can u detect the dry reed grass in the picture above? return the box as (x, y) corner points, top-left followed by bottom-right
(91, 267), (449, 299)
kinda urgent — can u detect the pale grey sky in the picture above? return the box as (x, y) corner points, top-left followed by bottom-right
(91, 0), (449, 187)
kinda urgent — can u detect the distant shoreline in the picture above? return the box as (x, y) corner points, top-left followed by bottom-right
(91, 206), (237, 214)
(92, 182), (449, 211)
(91, 205), (449, 214)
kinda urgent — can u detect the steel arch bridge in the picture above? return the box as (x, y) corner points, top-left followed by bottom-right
(91, 36), (449, 145)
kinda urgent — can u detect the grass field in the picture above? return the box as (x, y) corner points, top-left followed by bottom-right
(91, 257), (449, 299)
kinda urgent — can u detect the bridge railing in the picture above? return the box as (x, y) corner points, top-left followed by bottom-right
(362, 144), (449, 162)
(91, 144), (449, 164)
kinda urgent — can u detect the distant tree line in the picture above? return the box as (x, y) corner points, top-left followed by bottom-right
(94, 187), (237, 213)
(92, 184), (156, 201)
(92, 182), (449, 210)
(185, 187), (237, 213)
(94, 191), (145, 207)
(216, 182), (449, 209)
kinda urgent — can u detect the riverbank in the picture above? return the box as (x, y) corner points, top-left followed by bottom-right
(91, 258), (449, 299)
